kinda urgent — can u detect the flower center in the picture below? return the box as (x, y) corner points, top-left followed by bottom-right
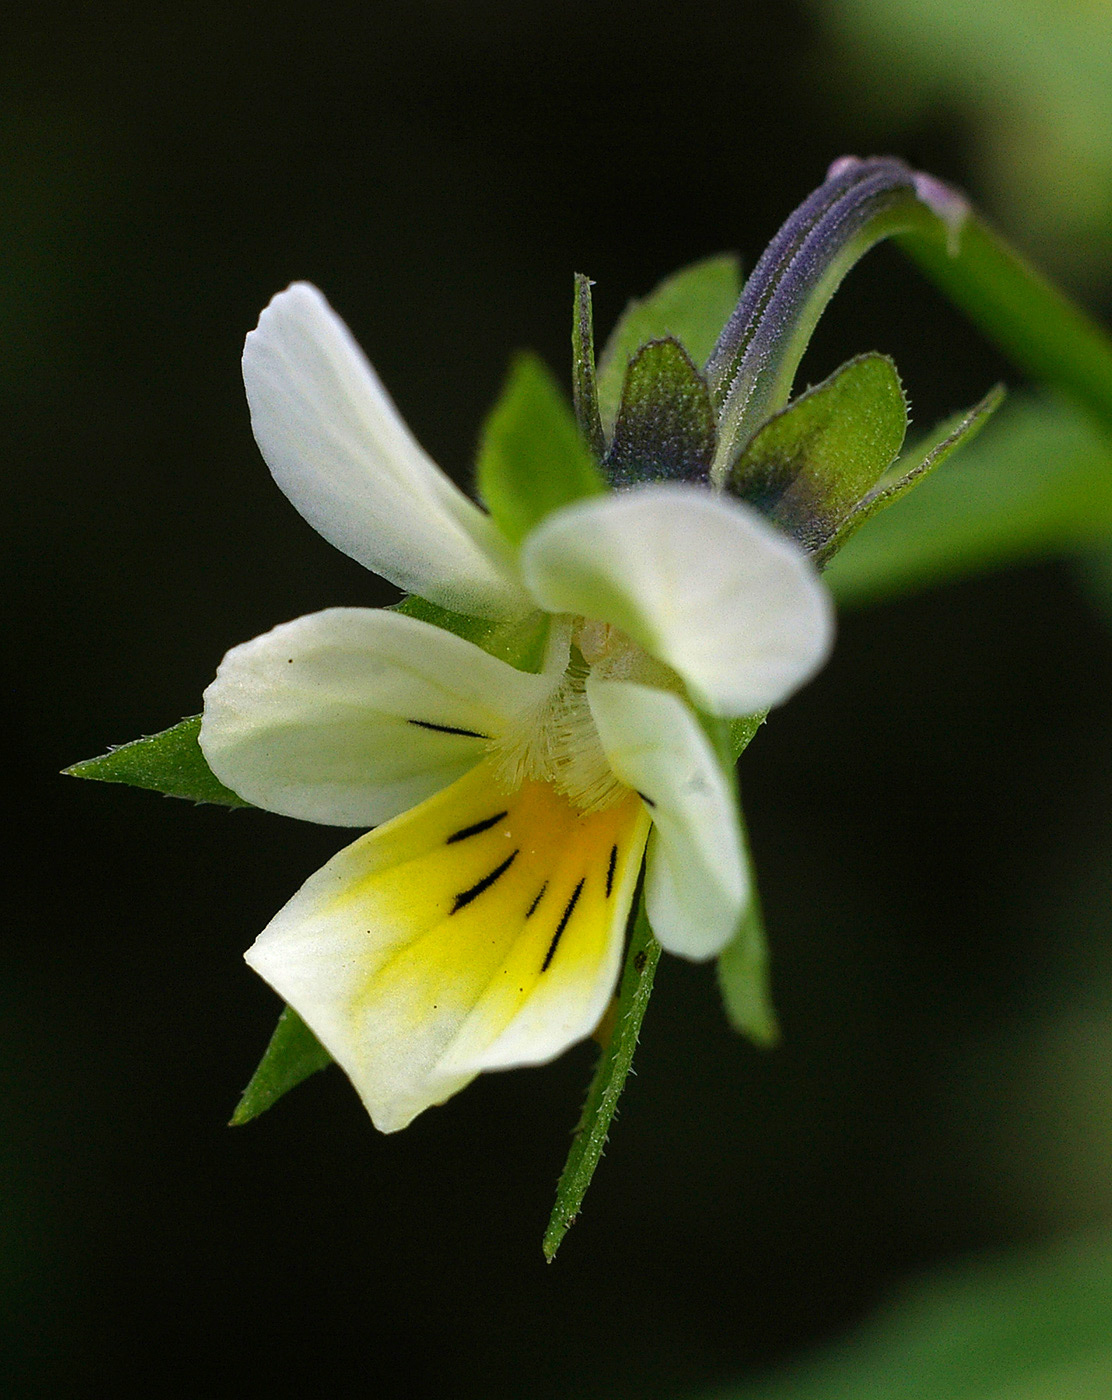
(491, 617), (676, 813)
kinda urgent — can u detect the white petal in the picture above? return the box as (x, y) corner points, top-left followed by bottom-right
(200, 608), (555, 826)
(520, 484), (834, 716)
(243, 283), (529, 618)
(587, 677), (746, 959)
(245, 761), (651, 1132)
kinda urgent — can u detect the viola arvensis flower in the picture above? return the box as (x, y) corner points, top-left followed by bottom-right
(199, 282), (833, 1131)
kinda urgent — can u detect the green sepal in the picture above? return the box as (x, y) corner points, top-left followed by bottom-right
(475, 351), (606, 548)
(571, 274), (605, 461)
(604, 337), (716, 487)
(596, 253), (743, 436)
(543, 892), (660, 1262)
(816, 382), (1005, 566)
(64, 715), (252, 807)
(716, 802), (779, 1048)
(727, 353), (909, 552)
(824, 393), (1112, 607)
(392, 594), (549, 673)
(229, 1004), (333, 1126)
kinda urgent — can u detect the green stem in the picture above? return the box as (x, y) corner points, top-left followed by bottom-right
(897, 213), (1112, 437)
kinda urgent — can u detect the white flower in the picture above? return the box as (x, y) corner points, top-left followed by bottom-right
(200, 282), (834, 1132)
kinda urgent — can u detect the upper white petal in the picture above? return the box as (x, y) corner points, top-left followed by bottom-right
(200, 607), (556, 826)
(243, 282), (529, 618)
(587, 677), (747, 959)
(520, 484), (834, 716)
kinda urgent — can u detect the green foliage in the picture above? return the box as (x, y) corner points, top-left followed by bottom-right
(64, 715), (251, 807)
(392, 594), (550, 673)
(705, 1231), (1112, 1400)
(544, 896), (661, 1262)
(230, 1005), (333, 1125)
(728, 353), (908, 551)
(605, 337), (716, 487)
(825, 396), (1112, 607)
(476, 351), (605, 547)
(596, 253), (743, 434)
(822, 0), (1112, 287)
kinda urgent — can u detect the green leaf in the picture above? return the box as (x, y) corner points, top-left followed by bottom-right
(392, 594), (550, 673)
(817, 382), (1004, 565)
(543, 894), (661, 1262)
(706, 1230), (1112, 1399)
(605, 337), (716, 487)
(230, 1005), (333, 1126)
(825, 395), (1112, 608)
(728, 353), (908, 552)
(571, 273), (605, 460)
(64, 715), (252, 807)
(596, 253), (743, 435)
(717, 801), (779, 1048)
(476, 352), (606, 547)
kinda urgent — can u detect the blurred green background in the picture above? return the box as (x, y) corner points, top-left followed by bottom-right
(9, 0), (1112, 1395)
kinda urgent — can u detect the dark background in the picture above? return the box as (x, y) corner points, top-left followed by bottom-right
(7, 2), (1112, 1396)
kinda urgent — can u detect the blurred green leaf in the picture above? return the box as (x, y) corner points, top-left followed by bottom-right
(476, 352), (605, 547)
(703, 1231), (1112, 1400)
(64, 715), (251, 807)
(230, 1005), (333, 1126)
(824, 396), (1112, 607)
(729, 353), (908, 551)
(820, 0), (1112, 286)
(597, 253), (742, 434)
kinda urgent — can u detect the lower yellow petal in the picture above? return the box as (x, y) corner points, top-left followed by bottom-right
(245, 759), (650, 1131)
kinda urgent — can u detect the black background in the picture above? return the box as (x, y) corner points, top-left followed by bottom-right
(8, 2), (1112, 1396)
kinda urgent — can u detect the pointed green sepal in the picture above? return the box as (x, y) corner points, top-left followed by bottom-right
(605, 337), (716, 487)
(543, 894), (660, 1262)
(572, 273), (605, 461)
(596, 253), (742, 436)
(716, 814), (779, 1048)
(230, 1004), (333, 1125)
(727, 353), (909, 552)
(816, 383), (1005, 565)
(476, 352), (606, 548)
(64, 715), (252, 807)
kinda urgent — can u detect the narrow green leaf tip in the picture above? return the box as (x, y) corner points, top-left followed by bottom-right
(476, 351), (606, 548)
(543, 899), (661, 1262)
(230, 1004), (333, 1125)
(64, 715), (252, 807)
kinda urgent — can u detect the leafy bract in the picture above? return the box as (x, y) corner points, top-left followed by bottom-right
(393, 593), (550, 673)
(543, 894), (660, 1262)
(605, 337), (716, 488)
(476, 351), (605, 547)
(230, 1005), (332, 1125)
(728, 353), (908, 551)
(825, 395), (1112, 607)
(596, 253), (743, 435)
(65, 715), (251, 807)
